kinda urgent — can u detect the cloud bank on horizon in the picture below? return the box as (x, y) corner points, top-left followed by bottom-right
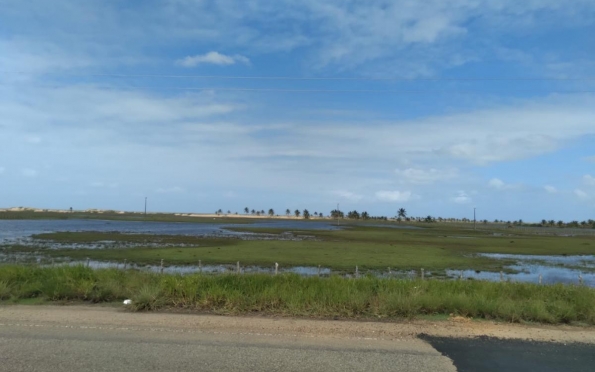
(0, 0), (594, 221)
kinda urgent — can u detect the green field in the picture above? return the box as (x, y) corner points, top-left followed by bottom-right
(10, 224), (595, 274)
(1, 265), (594, 324)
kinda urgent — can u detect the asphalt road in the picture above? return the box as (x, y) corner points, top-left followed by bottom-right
(0, 321), (454, 372)
(1, 306), (594, 372)
(422, 335), (595, 372)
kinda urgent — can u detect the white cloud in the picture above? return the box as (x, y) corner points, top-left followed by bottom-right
(177, 51), (251, 67)
(488, 178), (519, 190)
(4, 0), (592, 78)
(332, 190), (363, 202)
(281, 94), (595, 166)
(156, 186), (185, 194)
(488, 178), (505, 189)
(0, 39), (93, 80)
(544, 185), (558, 194)
(451, 191), (472, 204)
(395, 167), (458, 185)
(21, 168), (37, 177)
(375, 190), (413, 202)
(574, 189), (590, 200)
(584, 175), (595, 186)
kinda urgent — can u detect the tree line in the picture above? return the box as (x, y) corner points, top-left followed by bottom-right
(213, 207), (594, 228)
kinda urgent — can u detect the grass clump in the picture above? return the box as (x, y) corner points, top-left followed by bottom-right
(1, 265), (594, 325)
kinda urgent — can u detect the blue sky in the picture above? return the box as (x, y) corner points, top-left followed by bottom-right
(1, 0), (594, 221)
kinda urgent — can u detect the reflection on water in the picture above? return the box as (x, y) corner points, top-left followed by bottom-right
(447, 253), (595, 286)
(0, 218), (421, 244)
(44, 260), (335, 276)
(479, 253), (595, 268)
(0, 219), (348, 247)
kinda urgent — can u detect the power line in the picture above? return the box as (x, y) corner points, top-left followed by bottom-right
(1, 71), (594, 81)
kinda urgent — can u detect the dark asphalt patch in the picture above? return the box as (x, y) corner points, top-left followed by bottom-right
(420, 335), (595, 372)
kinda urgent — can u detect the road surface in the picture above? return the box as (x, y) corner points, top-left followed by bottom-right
(1, 306), (594, 371)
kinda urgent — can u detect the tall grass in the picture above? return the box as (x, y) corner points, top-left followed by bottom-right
(1, 265), (594, 324)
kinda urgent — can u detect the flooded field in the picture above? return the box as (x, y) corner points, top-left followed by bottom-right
(2, 219), (595, 286)
(0, 219), (344, 243)
(447, 254), (595, 286)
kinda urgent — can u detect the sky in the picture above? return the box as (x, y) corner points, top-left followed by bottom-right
(0, 0), (594, 221)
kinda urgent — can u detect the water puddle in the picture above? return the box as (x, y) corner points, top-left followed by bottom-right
(40, 260), (335, 276)
(446, 253), (595, 286)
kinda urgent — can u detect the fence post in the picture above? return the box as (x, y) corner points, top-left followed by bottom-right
(355, 265), (359, 279)
(459, 271), (463, 280)
(539, 274), (542, 284)
(500, 271), (503, 282)
(421, 268), (425, 280)
(199, 260), (202, 273)
(317, 265), (321, 277)
(160, 259), (164, 274)
(579, 274), (583, 285)
(123, 259), (127, 270)
(275, 262), (279, 275)
(237, 261), (240, 274)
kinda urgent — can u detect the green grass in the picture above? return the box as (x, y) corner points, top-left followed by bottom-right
(17, 225), (595, 273)
(1, 265), (594, 324)
(31, 231), (237, 246)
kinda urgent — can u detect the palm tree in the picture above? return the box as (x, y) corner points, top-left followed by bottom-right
(347, 210), (360, 219)
(303, 209), (310, 219)
(268, 209), (274, 217)
(361, 211), (370, 220)
(244, 207), (249, 214)
(294, 209), (301, 217)
(330, 209), (344, 218)
(256, 211), (261, 216)
(397, 208), (407, 219)
(260, 210), (265, 215)
(541, 219), (547, 226)
(251, 209), (255, 215)
(285, 209), (291, 216)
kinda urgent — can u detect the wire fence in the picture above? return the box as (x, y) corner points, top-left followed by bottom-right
(3, 258), (592, 287)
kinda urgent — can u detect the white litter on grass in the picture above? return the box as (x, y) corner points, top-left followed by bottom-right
(123, 299), (132, 305)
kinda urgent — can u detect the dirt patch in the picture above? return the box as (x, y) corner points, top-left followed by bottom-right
(449, 315), (473, 323)
(1, 305), (594, 344)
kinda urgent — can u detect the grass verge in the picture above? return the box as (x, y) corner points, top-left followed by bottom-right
(1, 265), (594, 325)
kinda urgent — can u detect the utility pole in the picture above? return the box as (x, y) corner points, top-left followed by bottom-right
(145, 197), (147, 215)
(474, 207), (476, 230)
